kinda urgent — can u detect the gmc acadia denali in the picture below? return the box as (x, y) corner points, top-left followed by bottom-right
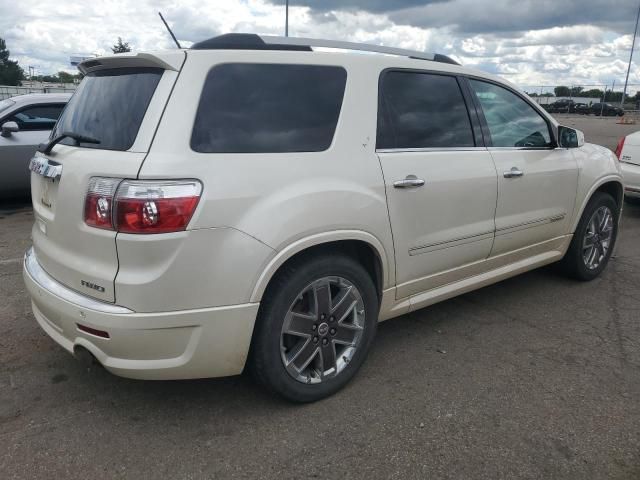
(23, 34), (623, 402)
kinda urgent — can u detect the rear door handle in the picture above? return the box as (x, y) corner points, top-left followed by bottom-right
(503, 167), (524, 178)
(393, 175), (425, 188)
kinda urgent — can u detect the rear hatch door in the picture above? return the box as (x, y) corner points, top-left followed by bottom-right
(30, 51), (185, 303)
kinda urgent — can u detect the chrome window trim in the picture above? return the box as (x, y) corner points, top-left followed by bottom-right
(24, 247), (133, 314)
(376, 146), (487, 153)
(487, 146), (555, 151)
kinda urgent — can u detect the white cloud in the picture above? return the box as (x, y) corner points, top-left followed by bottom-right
(0, 0), (639, 94)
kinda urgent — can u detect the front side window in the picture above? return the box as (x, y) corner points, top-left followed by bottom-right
(191, 63), (347, 153)
(377, 71), (475, 149)
(8, 104), (65, 131)
(469, 79), (552, 148)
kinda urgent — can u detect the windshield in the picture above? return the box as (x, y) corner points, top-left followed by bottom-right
(52, 67), (163, 151)
(0, 99), (15, 115)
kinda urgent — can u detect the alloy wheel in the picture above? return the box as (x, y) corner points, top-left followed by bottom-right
(280, 276), (365, 384)
(582, 205), (614, 270)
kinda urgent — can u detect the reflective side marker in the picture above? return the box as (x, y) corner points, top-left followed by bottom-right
(76, 323), (110, 339)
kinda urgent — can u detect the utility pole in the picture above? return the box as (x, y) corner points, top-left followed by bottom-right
(622, 1), (640, 108)
(285, 0), (289, 37)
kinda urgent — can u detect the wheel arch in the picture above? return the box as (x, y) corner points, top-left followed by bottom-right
(250, 230), (392, 303)
(571, 176), (624, 232)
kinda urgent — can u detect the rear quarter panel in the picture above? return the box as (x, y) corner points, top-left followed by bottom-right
(134, 50), (395, 305)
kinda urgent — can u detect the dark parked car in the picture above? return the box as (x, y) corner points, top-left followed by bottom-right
(544, 99), (588, 114)
(589, 103), (624, 116)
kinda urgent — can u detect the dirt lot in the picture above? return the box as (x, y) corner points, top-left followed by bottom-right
(1, 121), (639, 478)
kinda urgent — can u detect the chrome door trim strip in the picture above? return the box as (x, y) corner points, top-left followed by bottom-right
(495, 213), (566, 236)
(409, 213), (567, 256)
(409, 230), (494, 256)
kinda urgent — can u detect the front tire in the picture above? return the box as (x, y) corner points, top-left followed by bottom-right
(559, 192), (619, 281)
(250, 253), (378, 402)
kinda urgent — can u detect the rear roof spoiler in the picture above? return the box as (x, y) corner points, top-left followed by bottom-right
(78, 51), (185, 75)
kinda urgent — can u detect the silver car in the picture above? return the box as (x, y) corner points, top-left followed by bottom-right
(0, 93), (71, 198)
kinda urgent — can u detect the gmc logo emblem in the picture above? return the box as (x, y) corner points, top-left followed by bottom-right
(81, 280), (106, 293)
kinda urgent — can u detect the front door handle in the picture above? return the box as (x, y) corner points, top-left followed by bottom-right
(503, 167), (524, 178)
(393, 175), (425, 188)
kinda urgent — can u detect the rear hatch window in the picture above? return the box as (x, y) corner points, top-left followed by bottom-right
(53, 67), (163, 151)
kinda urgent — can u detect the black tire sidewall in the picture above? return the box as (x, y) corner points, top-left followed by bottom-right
(567, 192), (619, 280)
(251, 254), (378, 402)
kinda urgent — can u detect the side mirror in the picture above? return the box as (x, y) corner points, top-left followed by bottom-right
(1, 121), (19, 138)
(558, 125), (585, 148)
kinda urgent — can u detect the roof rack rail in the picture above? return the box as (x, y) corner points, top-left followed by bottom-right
(190, 33), (460, 66)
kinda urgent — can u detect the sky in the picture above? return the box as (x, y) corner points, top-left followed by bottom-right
(1, 0), (640, 93)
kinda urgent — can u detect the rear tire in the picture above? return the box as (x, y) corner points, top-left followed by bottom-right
(558, 192), (619, 281)
(250, 253), (378, 403)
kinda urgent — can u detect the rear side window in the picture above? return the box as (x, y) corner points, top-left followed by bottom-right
(191, 63), (347, 153)
(7, 104), (65, 131)
(469, 79), (552, 148)
(377, 71), (475, 149)
(53, 67), (163, 151)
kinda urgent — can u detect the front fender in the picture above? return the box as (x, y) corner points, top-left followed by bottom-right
(570, 144), (623, 232)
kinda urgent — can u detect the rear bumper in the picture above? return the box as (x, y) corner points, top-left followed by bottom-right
(622, 162), (640, 198)
(23, 247), (259, 380)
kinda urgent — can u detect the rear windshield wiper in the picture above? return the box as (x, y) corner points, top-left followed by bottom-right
(38, 131), (101, 155)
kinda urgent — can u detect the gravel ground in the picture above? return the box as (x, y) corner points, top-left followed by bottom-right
(1, 125), (639, 478)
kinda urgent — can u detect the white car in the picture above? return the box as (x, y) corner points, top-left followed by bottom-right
(23, 34), (623, 402)
(0, 93), (71, 198)
(616, 134), (640, 202)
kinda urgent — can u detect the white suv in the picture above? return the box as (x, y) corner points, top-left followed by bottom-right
(23, 34), (623, 402)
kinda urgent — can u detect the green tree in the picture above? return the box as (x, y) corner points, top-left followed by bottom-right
(582, 89), (604, 98)
(554, 86), (571, 97)
(0, 37), (24, 86)
(57, 71), (75, 83)
(111, 37), (131, 54)
(569, 86), (583, 97)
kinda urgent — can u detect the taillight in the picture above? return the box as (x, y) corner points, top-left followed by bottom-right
(615, 136), (625, 161)
(84, 178), (202, 234)
(84, 177), (121, 230)
(114, 180), (202, 234)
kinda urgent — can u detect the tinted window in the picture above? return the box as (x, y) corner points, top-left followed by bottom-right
(8, 104), (65, 131)
(377, 71), (474, 149)
(191, 64), (347, 153)
(469, 80), (552, 148)
(53, 68), (162, 151)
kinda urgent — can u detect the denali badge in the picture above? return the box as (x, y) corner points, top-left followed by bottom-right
(81, 280), (106, 293)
